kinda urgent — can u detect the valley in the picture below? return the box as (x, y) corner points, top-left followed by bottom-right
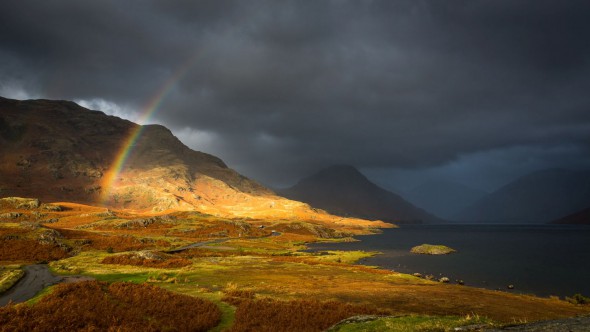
(1, 97), (589, 331)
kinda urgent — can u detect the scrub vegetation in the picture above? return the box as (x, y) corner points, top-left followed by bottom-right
(0, 239), (70, 262)
(1, 199), (590, 331)
(0, 281), (221, 331)
(226, 297), (390, 332)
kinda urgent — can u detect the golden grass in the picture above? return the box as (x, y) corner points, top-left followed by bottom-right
(51, 249), (590, 324)
(58, 229), (170, 252)
(2, 201), (589, 329)
(0, 267), (24, 294)
(102, 253), (192, 268)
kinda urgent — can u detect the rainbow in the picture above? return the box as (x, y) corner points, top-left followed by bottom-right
(99, 51), (203, 204)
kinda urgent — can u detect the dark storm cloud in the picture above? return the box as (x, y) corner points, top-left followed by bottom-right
(2, 0), (590, 188)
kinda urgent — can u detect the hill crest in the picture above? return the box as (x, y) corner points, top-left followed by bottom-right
(279, 165), (441, 223)
(0, 96), (389, 228)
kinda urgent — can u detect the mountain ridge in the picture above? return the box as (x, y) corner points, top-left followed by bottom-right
(0, 96), (389, 228)
(456, 168), (590, 223)
(279, 165), (441, 223)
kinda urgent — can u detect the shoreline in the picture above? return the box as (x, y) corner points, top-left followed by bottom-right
(306, 224), (590, 299)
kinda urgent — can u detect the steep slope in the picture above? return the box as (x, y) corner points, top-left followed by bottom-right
(404, 180), (488, 221)
(457, 169), (590, 223)
(551, 207), (590, 225)
(0, 97), (388, 227)
(278, 165), (441, 223)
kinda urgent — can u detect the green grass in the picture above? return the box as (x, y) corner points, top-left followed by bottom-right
(566, 293), (590, 305)
(25, 284), (58, 305)
(208, 299), (235, 332)
(158, 283), (236, 332)
(91, 272), (153, 283)
(312, 250), (378, 264)
(0, 266), (24, 294)
(330, 315), (492, 332)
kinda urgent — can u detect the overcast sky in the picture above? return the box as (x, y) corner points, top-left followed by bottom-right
(2, 0), (590, 192)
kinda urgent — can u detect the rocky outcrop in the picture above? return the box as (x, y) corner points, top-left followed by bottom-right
(0, 197), (40, 209)
(114, 216), (175, 229)
(410, 244), (456, 255)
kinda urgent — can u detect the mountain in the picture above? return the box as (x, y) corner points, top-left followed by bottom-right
(457, 169), (590, 223)
(404, 180), (488, 220)
(278, 165), (441, 223)
(551, 207), (590, 225)
(0, 96), (387, 227)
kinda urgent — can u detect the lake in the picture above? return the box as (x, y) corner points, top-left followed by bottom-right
(307, 224), (590, 298)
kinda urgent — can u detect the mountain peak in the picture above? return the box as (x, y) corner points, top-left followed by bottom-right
(321, 164), (360, 173)
(281, 165), (441, 223)
(0, 98), (265, 211)
(0, 96), (394, 229)
(313, 165), (366, 180)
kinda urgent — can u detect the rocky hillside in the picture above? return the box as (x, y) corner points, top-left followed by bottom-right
(279, 165), (441, 223)
(0, 97), (388, 227)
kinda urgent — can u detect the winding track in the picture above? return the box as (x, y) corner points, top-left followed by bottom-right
(0, 265), (61, 306)
(1, 232), (281, 306)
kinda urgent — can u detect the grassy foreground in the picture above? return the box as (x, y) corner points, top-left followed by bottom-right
(1, 197), (589, 331)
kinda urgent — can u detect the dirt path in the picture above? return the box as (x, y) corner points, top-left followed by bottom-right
(0, 264), (92, 306)
(0, 265), (61, 306)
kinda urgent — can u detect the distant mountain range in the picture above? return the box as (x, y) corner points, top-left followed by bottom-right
(404, 180), (488, 220)
(0, 96), (387, 227)
(278, 165), (441, 223)
(551, 207), (590, 225)
(456, 168), (590, 223)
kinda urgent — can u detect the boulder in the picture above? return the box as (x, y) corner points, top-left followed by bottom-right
(37, 229), (63, 245)
(0, 212), (22, 219)
(0, 197), (40, 209)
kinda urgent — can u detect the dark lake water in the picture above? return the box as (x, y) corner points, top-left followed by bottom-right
(308, 224), (590, 298)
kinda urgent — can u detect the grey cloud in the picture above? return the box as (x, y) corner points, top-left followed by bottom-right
(1, 0), (590, 188)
